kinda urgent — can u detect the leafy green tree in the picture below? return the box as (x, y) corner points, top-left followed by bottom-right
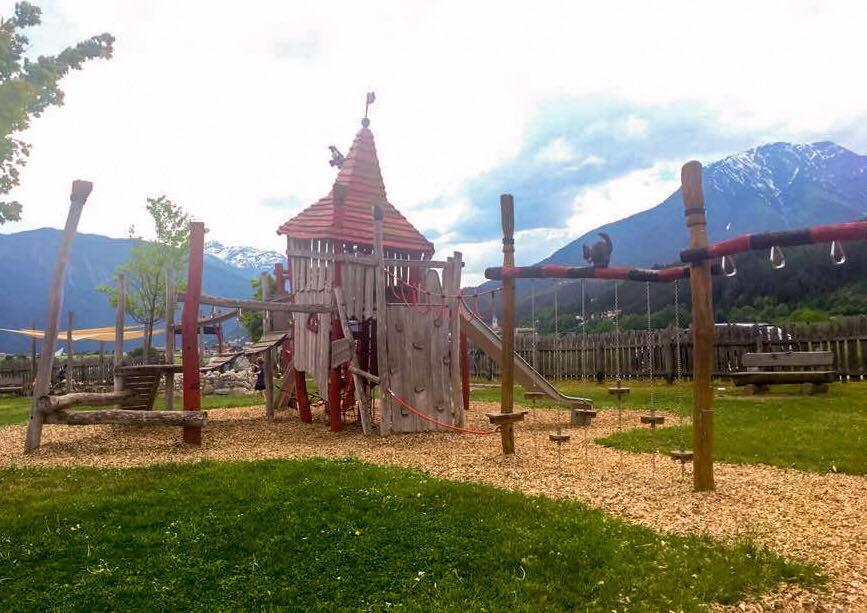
(0, 2), (114, 222)
(240, 274), (275, 342)
(100, 196), (189, 361)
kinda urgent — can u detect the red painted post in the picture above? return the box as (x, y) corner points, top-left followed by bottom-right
(460, 330), (470, 413)
(294, 370), (312, 422)
(328, 317), (342, 432)
(182, 222), (205, 445)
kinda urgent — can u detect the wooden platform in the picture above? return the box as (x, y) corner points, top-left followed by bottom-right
(486, 411), (528, 425)
(115, 364), (182, 411)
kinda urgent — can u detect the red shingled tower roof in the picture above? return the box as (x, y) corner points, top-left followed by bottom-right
(277, 123), (434, 255)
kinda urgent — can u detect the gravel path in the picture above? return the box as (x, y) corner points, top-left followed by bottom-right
(1, 403), (864, 612)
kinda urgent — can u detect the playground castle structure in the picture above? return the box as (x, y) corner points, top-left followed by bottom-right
(24, 106), (589, 453)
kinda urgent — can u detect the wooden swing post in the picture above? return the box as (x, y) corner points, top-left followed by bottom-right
(487, 194), (526, 454)
(164, 267), (175, 410)
(681, 161), (715, 491)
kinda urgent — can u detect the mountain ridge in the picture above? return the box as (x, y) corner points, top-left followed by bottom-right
(0, 229), (282, 353)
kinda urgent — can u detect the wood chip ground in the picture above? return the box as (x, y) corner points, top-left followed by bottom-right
(1, 404), (864, 612)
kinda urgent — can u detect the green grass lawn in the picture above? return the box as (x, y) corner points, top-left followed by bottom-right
(0, 459), (821, 611)
(0, 393), (265, 426)
(472, 379), (867, 476)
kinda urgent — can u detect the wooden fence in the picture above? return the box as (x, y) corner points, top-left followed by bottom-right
(468, 316), (867, 381)
(0, 355), (149, 394)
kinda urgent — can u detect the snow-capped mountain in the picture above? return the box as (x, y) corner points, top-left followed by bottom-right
(205, 241), (286, 279)
(707, 141), (867, 212)
(542, 141), (867, 269)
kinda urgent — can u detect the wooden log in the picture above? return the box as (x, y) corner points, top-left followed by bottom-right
(44, 408), (206, 427)
(261, 271), (275, 419)
(349, 365), (380, 384)
(335, 287), (371, 434)
(37, 390), (132, 412)
(165, 267), (175, 411)
(25, 180), (92, 453)
(182, 222), (205, 445)
(189, 293), (332, 313)
(682, 161), (715, 492)
(373, 206), (391, 436)
(497, 194), (517, 455)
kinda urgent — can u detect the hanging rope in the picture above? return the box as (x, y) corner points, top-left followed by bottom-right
(385, 388), (496, 435)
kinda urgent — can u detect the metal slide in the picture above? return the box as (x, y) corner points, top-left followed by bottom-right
(461, 309), (592, 409)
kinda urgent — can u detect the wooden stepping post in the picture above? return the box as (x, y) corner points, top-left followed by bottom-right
(491, 194), (518, 454)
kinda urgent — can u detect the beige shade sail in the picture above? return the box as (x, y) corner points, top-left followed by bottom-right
(0, 325), (163, 342)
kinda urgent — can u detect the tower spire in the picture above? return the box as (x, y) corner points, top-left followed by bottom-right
(362, 91), (375, 127)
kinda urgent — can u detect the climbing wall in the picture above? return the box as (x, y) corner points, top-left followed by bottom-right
(383, 269), (456, 433)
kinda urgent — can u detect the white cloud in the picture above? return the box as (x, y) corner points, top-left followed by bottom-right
(566, 161), (683, 237)
(622, 115), (649, 139)
(535, 137), (575, 164)
(0, 0), (863, 270)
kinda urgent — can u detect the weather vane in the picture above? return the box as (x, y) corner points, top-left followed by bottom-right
(362, 91), (375, 127)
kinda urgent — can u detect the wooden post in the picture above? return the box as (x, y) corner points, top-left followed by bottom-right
(30, 319), (37, 393)
(182, 222), (205, 445)
(260, 271), (275, 418)
(328, 318), (342, 432)
(334, 286), (371, 434)
(113, 274), (126, 396)
(373, 205), (391, 436)
(449, 251), (464, 426)
(98, 341), (105, 385)
(499, 194), (517, 455)
(65, 311), (74, 393)
(328, 244), (343, 432)
(272, 263), (289, 331)
(682, 161), (715, 491)
(24, 180), (93, 453)
(164, 267), (175, 411)
(460, 329), (470, 414)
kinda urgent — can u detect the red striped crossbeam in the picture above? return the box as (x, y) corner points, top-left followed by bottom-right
(680, 220), (867, 263)
(485, 264), (693, 283)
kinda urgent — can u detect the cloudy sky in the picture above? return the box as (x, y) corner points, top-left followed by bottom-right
(3, 0), (867, 284)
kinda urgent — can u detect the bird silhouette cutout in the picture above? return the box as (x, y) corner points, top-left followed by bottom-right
(582, 232), (613, 267)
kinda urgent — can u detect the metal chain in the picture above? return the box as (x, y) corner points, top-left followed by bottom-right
(673, 279), (688, 457)
(646, 281), (655, 412)
(580, 279), (587, 382)
(614, 281), (621, 380)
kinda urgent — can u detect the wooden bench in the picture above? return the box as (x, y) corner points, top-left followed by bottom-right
(0, 375), (27, 396)
(730, 351), (835, 395)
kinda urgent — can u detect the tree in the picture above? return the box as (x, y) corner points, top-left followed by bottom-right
(240, 274), (275, 342)
(0, 2), (114, 223)
(99, 196), (189, 361)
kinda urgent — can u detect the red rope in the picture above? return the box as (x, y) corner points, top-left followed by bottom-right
(385, 388), (496, 435)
